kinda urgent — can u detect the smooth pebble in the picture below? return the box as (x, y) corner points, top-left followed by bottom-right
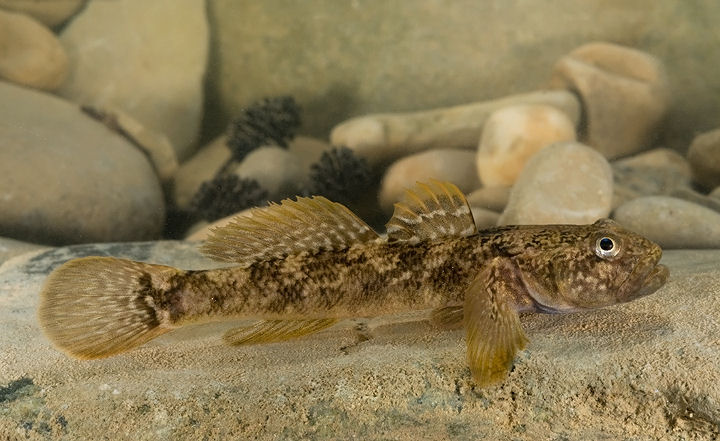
(235, 147), (305, 201)
(378, 149), (481, 214)
(85, 107), (179, 184)
(172, 136), (330, 210)
(0, 237), (49, 265)
(550, 42), (669, 159)
(687, 128), (720, 190)
(466, 186), (511, 213)
(469, 207), (500, 231)
(0, 9), (67, 90)
(668, 187), (720, 214)
(0, 0), (84, 27)
(0, 82), (164, 245)
(331, 90), (580, 167)
(613, 196), (720, 249)
(611, 148), (693, 209)
(476, 104), (576, 187)
(57, 0), (209, 160)
(499, 142), (613, 225)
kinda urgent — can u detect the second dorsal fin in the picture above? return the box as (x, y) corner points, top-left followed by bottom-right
(201, 196), (379, 264)
(385, 180), (476, 243)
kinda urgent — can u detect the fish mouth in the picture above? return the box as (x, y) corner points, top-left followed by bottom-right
(619, 260), (669, 302)
(633, 263), (669, 298)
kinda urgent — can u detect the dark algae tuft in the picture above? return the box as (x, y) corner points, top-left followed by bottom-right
(190, 174), (268, 222)
(226, 95), (301, 164)
(0, 377), (35, 403)
(184, 96), (302, 225)
(309, 146), (371, 207)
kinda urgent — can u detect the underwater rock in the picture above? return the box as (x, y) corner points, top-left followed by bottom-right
(476, 104), (576, 187)
(82, 106), (179, 184)
(613, 196), (720, 249)
(0, 9), (67, 90)
(469, 207), (500, 231)
(0, 81), (165, 245)
(499, 142), (613, 225)
(378, 149), (481, 214)
(0, 0), (84, 27)
(57, 0), (208, 160)
(687, 128), (720, 190)
(331, 90), (580, 168)
(668, 187), (720, 214)
(0, 237), (48, 265)
(172, 136), (230, 211)
(711, 186), (720, 199)
(611, 148), (693, 209)
(465, 186), (511, 213)
(210, 2), (720, 154)
(1, 243), (719, 439)
(172, 136), (330, 211)
(550, 42), (670, 159)
(234, 146), (305, 202)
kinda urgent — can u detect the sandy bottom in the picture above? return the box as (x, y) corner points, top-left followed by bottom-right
(1, 243), (718, 440)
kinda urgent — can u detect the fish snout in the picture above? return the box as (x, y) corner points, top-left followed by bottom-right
(619, 259), (669, 303)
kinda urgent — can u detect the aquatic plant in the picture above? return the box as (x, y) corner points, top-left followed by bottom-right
(308, 146), (371, 206)
(190, 174), (268, 222)
(187, 96), (300, 223)
(226, 95), (301, 164)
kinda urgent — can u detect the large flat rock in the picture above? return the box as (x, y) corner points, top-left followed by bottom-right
(57, 0), (208, 160)
(0, 82), (165, 246)
(0, 244), (718, 440)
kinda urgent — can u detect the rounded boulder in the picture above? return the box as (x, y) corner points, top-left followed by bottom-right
(0, 82), (165, 245)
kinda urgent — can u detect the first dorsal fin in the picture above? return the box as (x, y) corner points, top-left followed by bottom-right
(385, 180), (476, 243)
(201, 196), (379, 264)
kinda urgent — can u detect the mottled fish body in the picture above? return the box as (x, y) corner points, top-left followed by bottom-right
(38, 181), (668, 386)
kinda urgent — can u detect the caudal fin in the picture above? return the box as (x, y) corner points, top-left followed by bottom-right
(38, 257), (179, 359)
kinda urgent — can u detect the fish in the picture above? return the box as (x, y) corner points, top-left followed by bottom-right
(37, 180), (669, 386)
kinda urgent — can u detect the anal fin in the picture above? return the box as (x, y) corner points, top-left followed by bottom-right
(223, 318), (338, 346)
(464, 257), (529, 387)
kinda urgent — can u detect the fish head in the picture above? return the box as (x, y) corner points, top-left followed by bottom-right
(523, 219), (669, 312)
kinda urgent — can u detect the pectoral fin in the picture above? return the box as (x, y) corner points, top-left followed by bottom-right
(223, 318), (338, 346)
(464, 258), (529, 387)
(430, 305), (464, 329)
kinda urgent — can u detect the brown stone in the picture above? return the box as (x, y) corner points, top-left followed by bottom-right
(613, 196), (720, 249)
(687, 128), (720, 190)
(499, 142), (613, 225)
(0, 0), (84, 27)
(476, 104), (576, 187)
(550, 42), (670, 159)
(0, 9), (67, 90)
(331, 90), (580, 167)
(57, 0), (208, 160)
(378, 149), (481, 214)
(0, 81), (165, 245)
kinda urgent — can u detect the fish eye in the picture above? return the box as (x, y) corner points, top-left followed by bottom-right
(595, 236), (620, 258)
